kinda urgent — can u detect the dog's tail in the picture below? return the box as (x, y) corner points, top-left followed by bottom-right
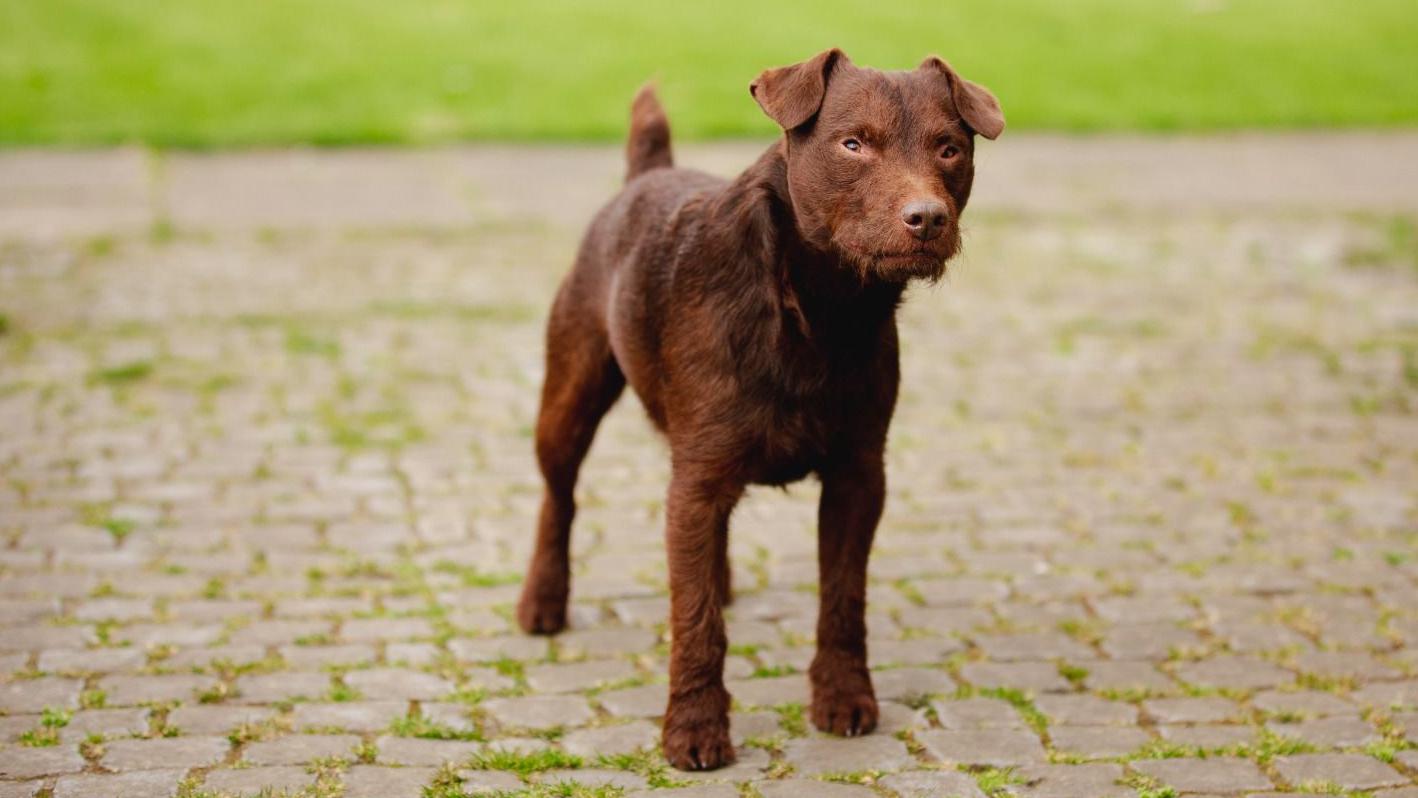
(625, 83), (673, 182)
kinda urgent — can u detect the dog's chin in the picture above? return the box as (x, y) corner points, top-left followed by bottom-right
(870, 251), (948, 283)
(839, 242), (952, 284)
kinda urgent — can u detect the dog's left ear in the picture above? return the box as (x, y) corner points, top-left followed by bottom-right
(920, 56), (1004, 140)
(750, 48), (849, 130)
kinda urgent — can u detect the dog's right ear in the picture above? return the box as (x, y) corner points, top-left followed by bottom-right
(750, 49), (848, 130)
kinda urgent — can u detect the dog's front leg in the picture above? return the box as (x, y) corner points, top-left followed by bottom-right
(810, 456), (884, 736)
(661, 464), (741, 771)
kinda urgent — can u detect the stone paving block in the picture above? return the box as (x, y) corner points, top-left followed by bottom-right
(878, 770), (987, 798)
(1102, 623), (1203, 659)
(291, 701), (408, 732)
(560, 720), (659, 757)
(877, 701), (930, 733)
(115, 623), (224, 648)
(1251, 689), (1354, 718)
(59, 707), (151, 741)
(234, 670), (331, 702)
(1174, 655), (1293, 691)
(1132, 758), (1273, 792)
(872, 637), (967, 665)
(421, 701), (478, 732)
(931, 697), (1024, 729)
(976, 631), (1095, 661)
(102, 736), (229, 769)
(918, 728), (1047, 767)
(1293, 650), (1402, 681)
(1143, 696), (1244, 724)
(1081, 660), (1175, 692)
(448, 635), (548, 662)
(781, 735), (913, 775)
(958, 661), (1070, 693)
(341, 617), (435, 642)
(0, 714), (37, 741)
(757, 781), (877, 798)
(1157, 723), (1255, 748)
(38, 646), (146, 673)
(481, 695), (594, 729)
(871, 667), (956, 702)
(1014, 763), (1130, 798)
(0, 632), (92, 654)
(386, 642), (441, 666)
(52, 769), (186, 798)
(0, 745), (86, 778)
(377, 735), (481, 766)
(100, 673), (217, 706)
(0, 781), (42, 798)
(344, 667), (457, 700)
(1352, 680), (1418, 710)
(202, 766), (313, 797)
(164, 645), (269, 670)
(74, 598), (154, 622)
(1093, 595), (1194, 623)
(228, 620), (330, 647)
(598, 683), (668, 717)
(1048, 725), (1151, 758)
(540, 768), (648, 789)
(278, 643), (378, 668)
(167, 704), (273, 735)
(1214, 621), (1313, 654)
(1266, 716), (1380, 748)
(0, 677), (82, 712)
(1034, 694), (1137, 725)
(524, 659), (637, 693)
(626, 785), (739, 798)
(894, 606), (992, 633)
(729, 710), (782, 744)
(726, 675), (811, 707)
(455, 770), (524, 794)
(244, 733), (361, 765)
(1393, 711), (1418, 738)
(555, 627), (660, 658)
(341, 765), (438, 798)
(1271, 753), (1407, 790)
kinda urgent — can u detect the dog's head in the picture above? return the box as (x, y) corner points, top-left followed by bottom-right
(751, 50), (1003, 282)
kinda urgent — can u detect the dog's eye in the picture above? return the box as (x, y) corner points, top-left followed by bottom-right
(940, 144), (960, 161)
(842, 138), (862, 153)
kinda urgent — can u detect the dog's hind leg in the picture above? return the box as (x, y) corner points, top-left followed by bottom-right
(517, 293), (625, 635)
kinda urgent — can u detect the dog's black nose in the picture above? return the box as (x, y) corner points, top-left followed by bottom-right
(900, 200), (948, 241)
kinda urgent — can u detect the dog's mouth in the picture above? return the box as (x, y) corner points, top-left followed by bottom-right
(842, 243), (951, 281)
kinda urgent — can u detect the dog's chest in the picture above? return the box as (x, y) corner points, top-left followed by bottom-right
(741, 378), (850, 486)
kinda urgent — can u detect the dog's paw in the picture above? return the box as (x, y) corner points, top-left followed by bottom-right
(811, 682), (879, 737)
(663, 718), (735, 771)
(515, 591), (567, 635)
(663, 695), (735, 771)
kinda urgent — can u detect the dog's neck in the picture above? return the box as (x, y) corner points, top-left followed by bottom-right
(722, 143), (905, 342)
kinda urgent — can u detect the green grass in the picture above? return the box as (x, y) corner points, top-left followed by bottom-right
(464, 747), (583, 775)
(3, 0), (1416, 146)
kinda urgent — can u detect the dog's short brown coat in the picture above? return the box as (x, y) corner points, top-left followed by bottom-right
(516, 49), (1002, 770)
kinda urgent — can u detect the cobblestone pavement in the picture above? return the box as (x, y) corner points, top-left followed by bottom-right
(1, 134), (1417, 797)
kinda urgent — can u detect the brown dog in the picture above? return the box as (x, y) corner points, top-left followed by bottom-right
(516, 49), (1003, 770)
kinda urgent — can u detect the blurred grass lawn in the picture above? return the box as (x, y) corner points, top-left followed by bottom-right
(2, 0), (1416, 147)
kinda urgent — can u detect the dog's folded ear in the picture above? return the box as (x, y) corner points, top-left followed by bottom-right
(920, 56), (1004, 140)
(750, 49), (849, 131)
